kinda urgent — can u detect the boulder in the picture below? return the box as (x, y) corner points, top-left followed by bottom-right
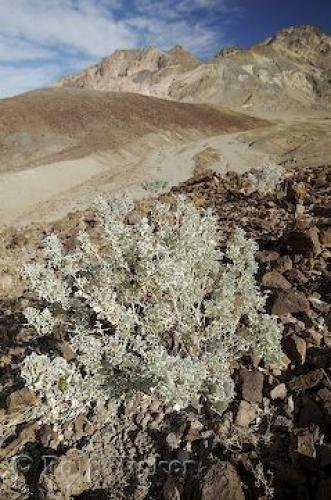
(235, 401), (257, 427)
(239, 368), (264, 403)
(320, 228), (331, 248)
(272, 290), (310, 316)
(262, 270), (292, 290)
(270, 383), (287, 400)
(285, 228), (321, 256)
(200, 461), (245, 500)
(283, 334), (307, 364)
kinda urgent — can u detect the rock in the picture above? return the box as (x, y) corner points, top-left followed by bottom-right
(58, 341), (76, 362)
(235, 401), (257, 427)
(261, 270), (292, 290)
(315, 479), (331, 500)
(186, 420), (204, 442)
(283, 334), (307, 364)
(239, 368), (264, 403)
(166, 432), (182, 450)
(7, 388), (39, 413)
(309, 330), (323, 346)
(272, 290), (310, 316)
(309, 296), (329, 313)
(298, 397), (323, 427)
(256, 250), (280, 263)
(285, 268), (309, 284)
(0, 346), (25, 368)
(289, 368), (325, 391)
(276, 255), (293, 273)
(270, 353), (291, 376)
(0, 421), (39, 460)
(38, 424), (60, 448)
(307, 226), (321, 255)
(320, 444), (331, 467)
(270, 383), (287, 400)
(320, 228), (331, 248)
(200, 461), (245, 500)
(295, 202), (306, 220)
(293, 431), (316, 459)
(42, 449), (91, 498)
(318, 388), (331, 423)
(285, 228), (321, 256)
(163, 477), (182, 500)
(0, 272), (14, 296)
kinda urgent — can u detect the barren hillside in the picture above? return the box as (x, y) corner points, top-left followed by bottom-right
(0, 87), (267, 174)
(0, 87), (268, 225)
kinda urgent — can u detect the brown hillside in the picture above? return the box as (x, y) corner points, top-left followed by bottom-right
(0, 87), (268, 174)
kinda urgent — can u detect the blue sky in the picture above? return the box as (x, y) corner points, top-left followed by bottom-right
(0, 0), (330, 98)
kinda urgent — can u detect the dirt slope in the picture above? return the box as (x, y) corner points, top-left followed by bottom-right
(0, 87), (267, 174)
(0, 87), (269, 226)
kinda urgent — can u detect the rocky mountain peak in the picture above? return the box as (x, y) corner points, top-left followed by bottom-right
(56, 25), (331, 113)
(257, 25), (330, 64)
(166, 44), (201, 67)
(215, 45), (241, 59)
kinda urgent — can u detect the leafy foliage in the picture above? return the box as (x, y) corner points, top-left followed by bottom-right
(248, 163), (285, 194)
(21, 195), (283, 425)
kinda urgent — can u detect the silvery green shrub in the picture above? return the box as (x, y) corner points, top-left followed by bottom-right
(248, 163), (285, 195)
(21, 195), (283, 425)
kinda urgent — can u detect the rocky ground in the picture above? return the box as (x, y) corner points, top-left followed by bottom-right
(0, 162), (330, 499)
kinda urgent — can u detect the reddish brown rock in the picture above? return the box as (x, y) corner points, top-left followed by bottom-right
(276, 255), (293, 273)
(293, 431), (316, 459)
(285, 268), (309, 284)
(318, 387), (331, 423)
(284, 334), (307, 364)
(236, 401), (257, 427)
(7, 388), (39, 413)
(163, 477), (182, 500)
(307, 226), (321, 255)
(272, 290), (310, 316)
(289, 368), (325, 391)
(58, 341), (76, 362)
(239, 368), (264, 403)
(256, 250), (280, 263)
(200, 461), (245, 500)
(316, 479), (331, 500)
(270, 383), (287, 400)
(42, 449), (91, 498)
(262, 270), (292, 290)
(320, 228), (331, 248)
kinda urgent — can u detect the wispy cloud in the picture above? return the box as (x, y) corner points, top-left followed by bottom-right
(0, 0), (238, 98)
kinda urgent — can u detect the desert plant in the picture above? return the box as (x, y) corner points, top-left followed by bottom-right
(20, 195), (283, 425)
(247, 163), (285, 194)
(141, 179), (168, 194)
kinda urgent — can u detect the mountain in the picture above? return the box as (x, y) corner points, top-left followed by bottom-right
(57, 45), (200, 100)
(57, 25), (331, 114)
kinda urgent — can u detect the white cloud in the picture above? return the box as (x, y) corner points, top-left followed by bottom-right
(0, 0), (137, 59)
(0, 64), (63, 97)
(127, 17), (221, 56)
(0, 0), (235, 97)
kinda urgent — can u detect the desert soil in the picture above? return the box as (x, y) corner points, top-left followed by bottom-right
(1, 89), (330, 227)
(0, 87), (271, 227)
